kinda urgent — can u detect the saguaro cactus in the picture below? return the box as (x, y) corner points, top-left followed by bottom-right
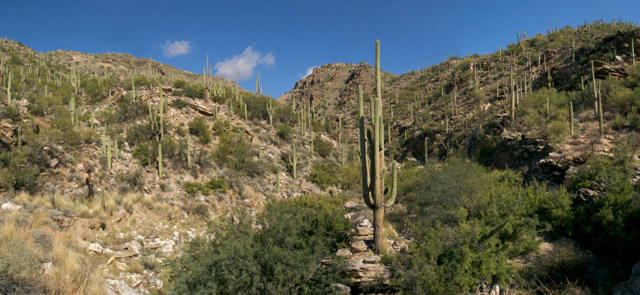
(107, 139), (112, 171)
(598, 92), (603, 135)
(7, 72), (11, 105)
(187, 133), (191, 168)
(569, 101), (574, 136)
(158, 144), (163, 177)
(632, 38), (636, 66)
(289, 144), (297, 179)
(424, 137), (428, 166)
(358, 40), (398, 254)
(267, 99), (274, 125)
(510, 65), (515, 122)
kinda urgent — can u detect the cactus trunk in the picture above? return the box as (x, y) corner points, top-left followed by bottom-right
(358, 40), (398, 254)
(158, 144), (163, 177)
(570, 102), (574, 136)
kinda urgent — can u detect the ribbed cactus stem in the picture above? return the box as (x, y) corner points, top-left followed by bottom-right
(107, 138), (111, 171)
(289, 144), (297, 179)
(7, 72), (11, 105)
(445, 115), (449, 134)
(357, 40), (398, 254)
(113, 139), (118, 162)
(132, 77), (136, 101)
(310, 128), (314, 154)
(258, 144), (262, 160)
(187, 133), (191, 168)
(424, 137), (428, 166)
(598, 91), (603, 135)
(158, 143), (163, 177)
(91, 110), (95, 130)
(546, 98), (550, 120)
(244, 103), (248, 121)
(267, 99), (274, 125)
(591, 60), (596, 96)
(510, 65), (515, 122)
(632, 38), (636, 66)
(102, 125), (107, 155)
(570, 101), (574, 136)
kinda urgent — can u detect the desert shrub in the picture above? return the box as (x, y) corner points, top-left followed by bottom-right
(172, 98), (189, 109)
(132, 144), (151, 166)
(309, 162), (338, 189)
(340, 165), (361, 191)
(126, 121), (167, 146)
(169, 194), (351, 294)
(213, 132), (264, 176)
(115, 169), (145, 191)
(188, 117), (212, 144)
(276, 123), (294, 141)
(387, 156), (571, 294)
(172, 79), (188, 89)
(183, 177), (228, 196)
(313, 138), (333, 158)
(174, 125), (186, 136)
(3, 106), (20, 121)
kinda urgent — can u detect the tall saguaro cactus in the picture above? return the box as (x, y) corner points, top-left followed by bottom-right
(569, 102), (574, 136)
(158, 144), (163, 177)
(359, 40), (398, 254)
(289, 144), (297, 179)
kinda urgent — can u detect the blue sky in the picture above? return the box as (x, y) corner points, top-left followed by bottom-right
(2, 0), (639, 98)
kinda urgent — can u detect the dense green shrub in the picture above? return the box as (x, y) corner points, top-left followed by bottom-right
(388, 156), (571, 294)
(188, 117), (212, 144)
(309, 162), (338, 189)
(169, 194), (351, 294)
(212, 132), (265, 176)
(563, 150), (640, 265)
(276, 123), (293, 141)
(313, 138), (333, 158)
(183, 177), (228, 196)
(132, 144), (151, 166)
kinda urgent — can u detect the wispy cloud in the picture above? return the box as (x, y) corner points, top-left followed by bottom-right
(302, 66), (317, 78)
(161, 40), (192, 57)
(214, 45), (275, 81)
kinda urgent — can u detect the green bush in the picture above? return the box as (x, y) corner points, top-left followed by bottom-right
(183, 177), (228, 196)
(132, 144), (151, 166)
(309, 162), (338, 189)
(387, 156), (571, 294)
(188, 117), (212, 144)
(313, 138), (333, 158)
(276, 123), (293, 141)
(212, 132), (264, 176)
(169, 194), (351, 294)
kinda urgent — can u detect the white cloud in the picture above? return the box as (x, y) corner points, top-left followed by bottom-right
(302, 66), (317, 78)
(214, 45), (275, 81)
(161, 40), (192, 57)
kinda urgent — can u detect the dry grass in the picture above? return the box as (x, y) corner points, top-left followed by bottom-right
(14, 191), (117, 218)
(0, 213), (104, 294)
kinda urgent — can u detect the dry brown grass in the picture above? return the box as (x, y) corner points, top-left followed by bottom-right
(0, 213), (104, 294)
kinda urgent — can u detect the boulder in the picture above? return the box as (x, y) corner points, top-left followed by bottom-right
(158, 240), (175, 256)
(331, 283), (351, 294)
(356, 219), (373, 236)
(350, 240), (368, 253)
(1, 202), (22, 211)
(87, 243), (103, 255)
(336, 248), (352, 258)
(105, 279), (141, 295)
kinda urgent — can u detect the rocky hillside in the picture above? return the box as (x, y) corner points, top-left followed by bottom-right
(2, 19), (640, 295)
